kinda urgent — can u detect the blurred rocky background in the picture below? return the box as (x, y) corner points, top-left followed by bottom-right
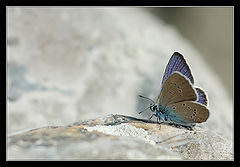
(7, 7), (233, 160)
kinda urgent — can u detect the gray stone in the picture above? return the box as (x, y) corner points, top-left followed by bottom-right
(8, 115), (232, 160)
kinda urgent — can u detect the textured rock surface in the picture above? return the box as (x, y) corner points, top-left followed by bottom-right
(7, 8), (233, 159)
(8, 114), (233, 160)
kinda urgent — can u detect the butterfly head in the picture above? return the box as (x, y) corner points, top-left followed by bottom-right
(149, 103), (158, 112)
(138, 95), (159, 114)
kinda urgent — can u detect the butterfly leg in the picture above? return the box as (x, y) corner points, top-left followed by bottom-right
(147, 114), (157, 123)
(156, 116), (162, 130)
(183, 125), (195, 131)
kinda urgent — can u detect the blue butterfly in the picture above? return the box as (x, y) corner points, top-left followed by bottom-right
(139, 52), (209, 128)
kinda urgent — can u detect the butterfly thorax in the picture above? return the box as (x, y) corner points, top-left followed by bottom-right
(157, 104), (171, 122)
(150, 103), (170, 122)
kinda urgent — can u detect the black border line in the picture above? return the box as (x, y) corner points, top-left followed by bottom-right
(1, 0), (238, 166)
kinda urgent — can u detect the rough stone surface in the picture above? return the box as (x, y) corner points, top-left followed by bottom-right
(7, 8), (233, 160)
(8, 115), (233, 160)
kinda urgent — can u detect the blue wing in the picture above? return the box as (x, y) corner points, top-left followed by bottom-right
(195, 87), (208, 106)
(160, 52), (194, 91)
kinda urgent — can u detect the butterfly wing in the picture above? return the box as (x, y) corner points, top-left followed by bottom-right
(160, 52), (194, 91)
(165, 101), (209, 124)
(157, 72), (197, 107)
(195, 87), (208, 106)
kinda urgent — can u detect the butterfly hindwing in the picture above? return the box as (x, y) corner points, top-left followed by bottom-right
(160, 52), (194, 91)
(166, 101), (209, 124)
(157, 72), (197, 107)
(195, 87), (208, 106)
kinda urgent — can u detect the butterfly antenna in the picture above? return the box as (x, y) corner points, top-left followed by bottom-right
(138, 106), (150, 114)
(138, 95), (155, 104)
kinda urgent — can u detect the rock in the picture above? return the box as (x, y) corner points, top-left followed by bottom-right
(8, 114), (232, 160)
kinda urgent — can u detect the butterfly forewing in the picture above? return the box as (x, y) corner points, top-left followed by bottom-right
(167, 101), (209, 124)
(157, 72), (197, 107)
(160, 52), (194, 91)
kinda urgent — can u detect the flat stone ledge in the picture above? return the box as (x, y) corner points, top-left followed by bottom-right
(8, 114), (233, 160)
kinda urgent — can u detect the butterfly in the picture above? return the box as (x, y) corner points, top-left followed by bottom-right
(139, 52), (209, 128)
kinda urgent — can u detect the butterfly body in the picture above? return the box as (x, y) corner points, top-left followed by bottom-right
(139, 52), (209, 128)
